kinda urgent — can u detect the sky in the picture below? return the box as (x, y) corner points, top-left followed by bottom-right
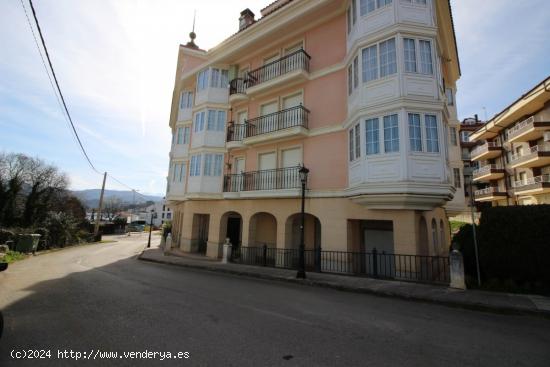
(1, 0), (549, 195)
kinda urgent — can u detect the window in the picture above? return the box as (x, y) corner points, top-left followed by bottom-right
(355, 124), (362, 159)
(362, 45), (378, 82)
(403, 38), (417, 72)
(203, 154), (223, 176)
(348, 65), (353, 95)
(408, 113), (422, 152)
(204, 154), (213, 176)
(353, 56), (359, 89)
(425, 115), (439, 152)
(379, 38), (396, 77)
(178, 163), (185, 182)
(197, 70), (208, 91)
(460, 131), (470, 142)
(214, 154), (223, 176)
(180, 91), (193, 109)
(419, 40), (433, 75)
(210, 69), (220, 88)
(349, 124), (361, 161)
(450, 127), (457, 146)
(172, 163), (178, 182)
(365, 118), (380, 155)
(217, 111), (226, 131)
(190, 155), (202, 177)
(383, 114), (399, 153)
(183, 126), (190, 144)
(453, 168), (461, 188)
(221, 70), (228, 87)
(176, 127), (184, 144)
(360, 0), (391, 16)
(194, 111), (205, 132)
(207, 110), (216, 131)
(446, 88), (454, 106)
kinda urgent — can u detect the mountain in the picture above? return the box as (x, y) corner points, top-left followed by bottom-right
(72, 189), (163, 209)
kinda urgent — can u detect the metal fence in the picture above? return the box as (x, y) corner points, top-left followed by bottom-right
(231, 246), (450, 284)
(223, 166), (301, 192)
(247, 49), (310, 88)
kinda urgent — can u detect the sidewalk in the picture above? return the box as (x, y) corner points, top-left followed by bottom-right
(138, 247), (550, 318)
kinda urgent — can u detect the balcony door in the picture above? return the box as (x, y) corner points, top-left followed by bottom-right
(259, 101), (279, 135)
(233, 157), (245, 191)
(236, 110), (247, 140)
(262, 54), (280, 83)
(281, 148), (301, 188)
(284, 43), (303, 72)
(282, 93), (303, 129)
(258, 152), (277, 190)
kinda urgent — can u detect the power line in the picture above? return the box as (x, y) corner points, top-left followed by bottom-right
(23, 0), (150, 198)
(28, 0), (99, 173)
(19, 0), (84, 158)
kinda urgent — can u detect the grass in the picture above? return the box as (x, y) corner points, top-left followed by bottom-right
(450, 220), (468, 233)
(2, 250), (27, 264)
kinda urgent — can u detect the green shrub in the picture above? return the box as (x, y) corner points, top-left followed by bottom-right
(454, 205), (550, 295)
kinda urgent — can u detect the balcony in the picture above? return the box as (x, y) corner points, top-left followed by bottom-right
(228, 78), (248, 103)
(474, 187), (508, 202)
(470, 142), (503, 161)
(514, 174), (550, 196)
(508, 144), (550, 169)
(226, 105), (310, 146)
(223, 166), (301, 195)
(226, 123), (246, 149)
(506, 116), (550, 143)
(245, 49), (310, 95)
(472, 165), (505, 182)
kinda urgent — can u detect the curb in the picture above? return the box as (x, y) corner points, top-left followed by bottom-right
(138, 254), (550, 319)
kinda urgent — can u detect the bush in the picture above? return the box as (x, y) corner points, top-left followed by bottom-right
(454, 205), (550, 295)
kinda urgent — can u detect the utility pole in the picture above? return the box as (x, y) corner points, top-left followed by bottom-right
(94, 172), (107, 241)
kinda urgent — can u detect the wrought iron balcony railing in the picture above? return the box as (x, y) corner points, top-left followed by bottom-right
(514, 174), (550, 189)
(229, 78), (246, 96)
(223, 166), (301, 192)
(470, 142), (501, 158)
(226, 105), (310, 143)
(246, 49), (311, 88)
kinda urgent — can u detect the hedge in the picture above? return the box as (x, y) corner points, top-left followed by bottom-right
(454, 205), (550, 295)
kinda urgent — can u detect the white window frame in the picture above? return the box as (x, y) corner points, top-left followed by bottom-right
(425, 114), (439, 153)
(362, 38), (396, 83)
(408, 113), (422, 152)
(365, 118), (380, 155)
(383, 114), (399, 153)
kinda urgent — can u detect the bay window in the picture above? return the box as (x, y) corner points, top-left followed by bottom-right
(203, 154), (224, 176)
(408, 114), (422, 152)
(190, 155), (202, 177)
(365, 118), (380, 155)
(425, 115), (439, 152)
(383, 114), (399, 153)
(349, 123), (361, 161)
(197, 68), (229, 91)
(360, 0), (392, 16)
(419, 40), (433, 75)
(403, 38), (433, 75)
(362, 38), (396, 82)
(206, 110), (226, 131)
(179, 91), (193, 109)
(194, 111), (206, 132)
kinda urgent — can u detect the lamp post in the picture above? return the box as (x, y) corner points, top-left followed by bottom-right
(296, 166), (309, 279)
(147, 209), (157, 248)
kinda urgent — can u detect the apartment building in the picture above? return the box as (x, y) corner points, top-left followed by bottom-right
(469, 76), (550, 206)
(460, 116), (485, 209)
(166, 0), (463, 259)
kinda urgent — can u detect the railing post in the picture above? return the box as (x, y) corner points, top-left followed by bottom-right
(372, 248), (378, 278)
(263, 244), (267, 266)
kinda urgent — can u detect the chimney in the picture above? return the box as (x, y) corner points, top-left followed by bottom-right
(239, 9), (255, 31)
(474, 114), (479, 122)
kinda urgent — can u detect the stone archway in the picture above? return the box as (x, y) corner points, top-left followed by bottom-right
(219, 211), (243, 249)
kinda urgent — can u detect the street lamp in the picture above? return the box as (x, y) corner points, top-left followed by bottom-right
(297, 166), (309, 279)
(147, 209), (157, 248)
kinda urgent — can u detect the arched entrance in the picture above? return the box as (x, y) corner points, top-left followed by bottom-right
(285, 213), (321, 270)
(219, 211), (242, 249)
(248, 212), (277, 247)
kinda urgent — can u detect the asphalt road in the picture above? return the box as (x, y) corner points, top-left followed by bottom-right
(0, 234), (549, 367)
